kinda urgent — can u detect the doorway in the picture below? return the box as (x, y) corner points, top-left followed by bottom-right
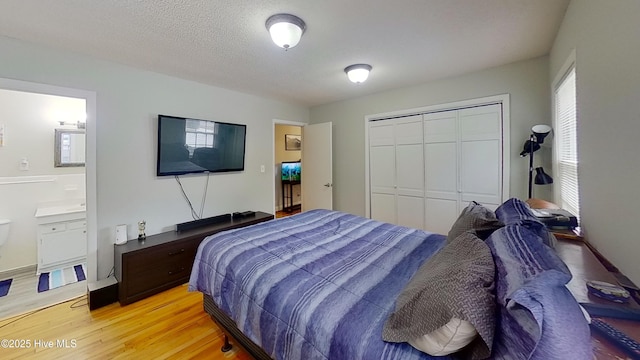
(272, 120), (333, 217)
(0, 78), (96, 319)
(274, 123), (302, 218)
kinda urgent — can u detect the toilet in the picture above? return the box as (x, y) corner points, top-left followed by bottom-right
(0, 219), (10, 247)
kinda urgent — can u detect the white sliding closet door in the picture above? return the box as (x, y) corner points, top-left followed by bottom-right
(459, 105), (502, 209)
(424, 104), (503, 234)
(367, 97), (507, 235)
(424, 110), (459, 235)
(395, 117), (424, 229)
(369, 119), (396, 224)
(369, 116), (424, 228)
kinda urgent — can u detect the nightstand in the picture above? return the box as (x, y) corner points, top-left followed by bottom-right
(526, 198), (584, 242)
(547, 227), (584, 242)
(555, 238), (640, 359)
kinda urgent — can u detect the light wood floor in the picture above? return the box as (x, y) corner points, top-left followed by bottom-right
(0, 284), (251, 360)
(0, 267), (86, 320)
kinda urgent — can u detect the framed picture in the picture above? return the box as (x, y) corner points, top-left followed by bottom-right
(285, 134), (301, 151)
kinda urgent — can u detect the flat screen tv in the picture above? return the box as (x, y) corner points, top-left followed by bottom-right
(157, 114), (247, 176)
(281, 161), (301, 181)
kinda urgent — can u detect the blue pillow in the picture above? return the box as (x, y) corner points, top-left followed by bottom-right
(509, 271), (592, 359)
(495, 198), (556, 248)
(486, 225), (591, 359)
(487, 225), (570, 303)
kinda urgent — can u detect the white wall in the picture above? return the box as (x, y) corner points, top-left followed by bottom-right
(0, 89), (86, 272)
(550, 0), (640, 285)
(310, 57), (552, 217)
(0, 174), (85, 271)
(0, 89), (86, 177)
(0, 36), (309, 279)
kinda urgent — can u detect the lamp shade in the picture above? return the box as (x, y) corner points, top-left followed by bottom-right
(344, 64), (372, 83)
(531, 124), (552, 144)
(534, 167), (553, 185)
(266, 14), (306, 49)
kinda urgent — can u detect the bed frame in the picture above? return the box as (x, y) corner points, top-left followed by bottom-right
(203, 294), (273, 360)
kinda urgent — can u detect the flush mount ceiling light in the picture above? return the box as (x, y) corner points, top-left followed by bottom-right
(344, 64), (372, 83)
(265, 13), (306, 49)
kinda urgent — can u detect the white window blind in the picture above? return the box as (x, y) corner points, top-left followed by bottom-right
(554, 67), (580, 219)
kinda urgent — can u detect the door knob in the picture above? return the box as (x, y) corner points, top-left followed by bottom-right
(324, 183), (332, 187)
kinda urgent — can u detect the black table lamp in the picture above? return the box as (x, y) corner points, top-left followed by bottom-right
(520, 125), (553, 198)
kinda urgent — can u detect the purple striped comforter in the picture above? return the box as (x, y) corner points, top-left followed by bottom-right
(188, 209), (449, 360)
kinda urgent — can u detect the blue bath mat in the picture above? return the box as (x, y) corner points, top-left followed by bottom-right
(0, 278), (11, 297)
(37, 264), (86, 293)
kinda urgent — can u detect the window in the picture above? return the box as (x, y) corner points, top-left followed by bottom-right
(554, 65), (580, 219)
(185, 119), (217, 156)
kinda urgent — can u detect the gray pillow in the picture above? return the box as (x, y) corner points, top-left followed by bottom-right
(447, 201), (503, 241)
(383, 232), (496, 359)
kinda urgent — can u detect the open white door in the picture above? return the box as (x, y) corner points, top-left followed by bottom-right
(302, 122), (333, 211)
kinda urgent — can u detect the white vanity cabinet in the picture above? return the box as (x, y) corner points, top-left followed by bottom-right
(35, 204), (87, 275)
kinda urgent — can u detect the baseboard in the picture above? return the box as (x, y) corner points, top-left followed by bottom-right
(0, 264), (37, 279)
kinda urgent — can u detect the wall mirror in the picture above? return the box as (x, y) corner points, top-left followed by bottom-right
(54, 129), (86, 167)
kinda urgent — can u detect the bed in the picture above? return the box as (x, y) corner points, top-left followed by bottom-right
(189, 209), (448, 359)
(188, 201), (593, 360)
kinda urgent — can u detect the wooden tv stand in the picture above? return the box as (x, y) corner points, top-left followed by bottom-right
(114, 212), (273, 305)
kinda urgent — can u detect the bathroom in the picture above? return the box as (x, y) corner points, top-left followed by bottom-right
(0, 88), (87, 318)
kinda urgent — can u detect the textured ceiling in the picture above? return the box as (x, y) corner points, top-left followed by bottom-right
(0, 0), (570, 107)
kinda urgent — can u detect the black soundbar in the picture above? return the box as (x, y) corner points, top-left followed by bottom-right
(176, 213), (232, 232)
(233, 211), (256, 219)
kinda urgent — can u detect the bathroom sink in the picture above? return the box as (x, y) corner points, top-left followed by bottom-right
(64, 204), (86, 212)
(35, 202), (86, 222)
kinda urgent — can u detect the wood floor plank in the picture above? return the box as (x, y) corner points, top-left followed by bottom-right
(0, 268), (86, 320)
(0, 284), (252, 360)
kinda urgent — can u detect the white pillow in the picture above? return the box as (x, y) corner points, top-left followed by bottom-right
(408, 318), (478, 356)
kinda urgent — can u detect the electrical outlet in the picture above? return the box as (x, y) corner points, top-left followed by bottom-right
(260, 165), (265, 173)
